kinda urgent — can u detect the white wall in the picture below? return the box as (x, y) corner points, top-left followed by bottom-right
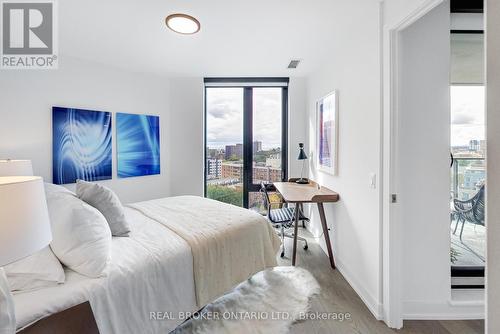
(288, 78), (308, 179)
(167, 77), (307, 197)
(0, 57), (171, 203)
(486, 0), (500, 332)
(397, 2), (452, 316)
(305, 0), (383, 318)
(167, 78), (205, 196)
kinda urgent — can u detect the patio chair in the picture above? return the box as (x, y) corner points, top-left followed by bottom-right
(453, 184), (485, 241)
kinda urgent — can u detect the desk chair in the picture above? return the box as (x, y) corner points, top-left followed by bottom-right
(288, 178), (309, 228)
(260, 182), (309, 258)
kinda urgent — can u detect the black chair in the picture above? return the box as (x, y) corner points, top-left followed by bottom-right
(260, 182), (309, 258)
(287, 178), (309, 228)
(453, 184), (485, 240)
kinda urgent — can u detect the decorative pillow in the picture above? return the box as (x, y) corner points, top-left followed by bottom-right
(45, 183), (112, 278)
(76, 180), (131, 237)
(4, 246), (65, 293)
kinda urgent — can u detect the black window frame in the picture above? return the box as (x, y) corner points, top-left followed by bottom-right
(203, 77), (289, 208)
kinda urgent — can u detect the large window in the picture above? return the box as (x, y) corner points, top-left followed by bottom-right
(450, 31), (485, 285)
(204, 78), (288, 212)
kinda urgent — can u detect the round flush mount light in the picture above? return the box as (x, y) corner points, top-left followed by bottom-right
(165, 13), (200, 35)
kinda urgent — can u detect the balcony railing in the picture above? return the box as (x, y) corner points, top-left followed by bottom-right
(450, 156), (485, 267)
(451, 157), (485, 201)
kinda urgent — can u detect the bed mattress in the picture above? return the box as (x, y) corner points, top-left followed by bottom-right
(14, 207), (198, 333)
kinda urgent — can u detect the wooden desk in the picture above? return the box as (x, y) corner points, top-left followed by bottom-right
(273, 181), (339, 268)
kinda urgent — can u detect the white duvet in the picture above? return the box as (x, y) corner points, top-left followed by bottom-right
(14, 196), (280, 334)
(129, 196), (281, 308)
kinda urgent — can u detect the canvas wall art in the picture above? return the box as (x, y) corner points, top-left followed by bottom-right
(116, 113), (160, 178)
(316, 91), (338, 175)
(52, 107), (112, 184)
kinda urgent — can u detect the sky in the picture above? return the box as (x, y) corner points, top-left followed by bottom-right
(206, 85), (484, 150)
(206, 87), (282, 150)
(451, 85), (485, 147)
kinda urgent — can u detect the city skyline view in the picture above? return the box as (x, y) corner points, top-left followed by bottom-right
(205, 86), (284, 211)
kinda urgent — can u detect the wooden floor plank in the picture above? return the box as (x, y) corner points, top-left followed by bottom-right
(278, 229), (484, 334)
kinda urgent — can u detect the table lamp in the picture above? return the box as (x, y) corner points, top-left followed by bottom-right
(0, 176), (52, 333)
(296, 143), (309, 184)
(0, 160), (33, 177)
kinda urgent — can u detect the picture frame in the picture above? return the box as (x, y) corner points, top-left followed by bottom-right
(52, 107), (112, 185)
(116, 113), (161, 178)
(316, 90), (338, 175)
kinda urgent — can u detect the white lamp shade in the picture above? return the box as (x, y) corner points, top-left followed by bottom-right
(0, 160), (33, 177)
(0, 176), (52, 266)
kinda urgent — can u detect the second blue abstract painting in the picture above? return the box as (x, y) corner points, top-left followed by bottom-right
(116, 113), (160, 178)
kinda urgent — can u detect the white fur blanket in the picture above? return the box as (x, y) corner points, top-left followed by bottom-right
(172, 266), (320, 334)
(128, 196), (281, 307)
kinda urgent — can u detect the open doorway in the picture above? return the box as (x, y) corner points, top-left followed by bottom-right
(383, 0), (485, 327)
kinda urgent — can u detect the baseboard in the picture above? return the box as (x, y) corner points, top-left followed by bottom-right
(402, 300), (485, 320)
(335, 259), (384, 321)
(311, 233), (383, 321)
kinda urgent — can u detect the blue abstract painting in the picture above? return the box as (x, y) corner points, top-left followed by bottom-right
(116, 113), (160, 178)
(52, 107), (112, 184)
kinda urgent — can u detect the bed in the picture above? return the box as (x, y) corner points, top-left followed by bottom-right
(13, 196), (281, 333)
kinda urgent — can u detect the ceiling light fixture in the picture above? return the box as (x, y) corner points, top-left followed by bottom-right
(165, 13), (200, 35)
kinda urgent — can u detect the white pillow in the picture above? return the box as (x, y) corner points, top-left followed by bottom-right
(45, 183), (112, 278)
(44, 182), (75, 196)
(76, 180), (130, 237)
(4, 247), (65, 293)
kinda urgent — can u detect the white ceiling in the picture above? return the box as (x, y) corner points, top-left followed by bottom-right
(60, 0), (343, 77)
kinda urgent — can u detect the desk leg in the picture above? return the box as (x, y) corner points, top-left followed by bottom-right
(300, 203), (306, 228)
(317, 203), (336, 269)
(291, 204), (300, 266)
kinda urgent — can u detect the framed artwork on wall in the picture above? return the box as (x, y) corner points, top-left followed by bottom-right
(52, 107), (112, 184)
(316, 90), (338, 175)
(116, 113), (160, 178)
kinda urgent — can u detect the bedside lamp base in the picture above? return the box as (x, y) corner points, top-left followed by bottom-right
(295, 178), (309, 184)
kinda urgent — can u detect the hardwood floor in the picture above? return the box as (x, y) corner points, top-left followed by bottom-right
(278, 229), (484, 334)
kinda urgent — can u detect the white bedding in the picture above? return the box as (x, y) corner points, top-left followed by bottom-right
(15, 207), (198, 333)
(14, 196), (280, 333)
(129, 196), (281, 308)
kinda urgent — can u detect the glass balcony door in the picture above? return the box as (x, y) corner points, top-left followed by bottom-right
(450, 86), (486, 268)
(449, 31), (485, 286)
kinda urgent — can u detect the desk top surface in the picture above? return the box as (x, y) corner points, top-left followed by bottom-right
(273, 181), (339, 203)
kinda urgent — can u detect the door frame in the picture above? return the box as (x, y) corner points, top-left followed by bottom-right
(381, 0), (445, 328)
(203, 77), (289, 208)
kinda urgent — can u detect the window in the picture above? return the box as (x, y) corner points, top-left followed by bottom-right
(204, 78), (288, 212)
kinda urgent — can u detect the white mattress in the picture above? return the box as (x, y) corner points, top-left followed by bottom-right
(14, 207), (198, 333)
